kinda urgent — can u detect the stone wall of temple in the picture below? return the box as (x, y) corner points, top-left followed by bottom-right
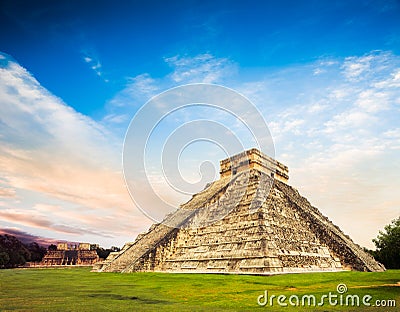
(42, 243), (99, 266)
(219, 148), (289, 183)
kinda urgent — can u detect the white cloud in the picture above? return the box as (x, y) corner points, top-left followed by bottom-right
(3, 49), (398, 249)
(312, 59), (338, 76)
(324, 110), (375, 133)
(355, 89), (391, 113)
(164, 53), (237, 84)
(0, 54), (151, 246)
(102, 113), (129, 124)
(289, 145), (399, 248)
(102, 73), (161, 133)
(307, 103), (328, 113)
(341, 51), (397, 83)
(0, 206), (113, 237)
(107, 73), (159, 109)
(235, 51), (400, 248)
(374, 68), (400, 89)
(81, 52), (107, 81)
(0, 187), (16, 198)
(342, 54), (374, 81)
(103, 53), (239, 132)
(125, 74), (159, 99)
(383, 128), (400, 138)
(108, 53), (237, 110)
(97, 50), (400, 248)
(313, 68), (326, 75)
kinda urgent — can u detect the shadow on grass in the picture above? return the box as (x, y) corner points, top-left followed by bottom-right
(87, 293), (168, 304)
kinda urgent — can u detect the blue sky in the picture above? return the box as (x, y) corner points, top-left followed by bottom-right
(0, 0), (399, 248)
(2, 0), (399, 115)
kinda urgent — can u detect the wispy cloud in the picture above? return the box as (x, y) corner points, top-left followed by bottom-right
(102, 51), (399, 248)
(164, 53), (236, 84)
(239, 51), (400, 248)
(107, 73), (159, 110)
(103, 53), (238, 131)
(107, 53), (236, 109)
(0, 227), (61, 246)
(82, 52), (108, 82)
(0, 53), (151, 246)
(0, 207), (112, 237)
(341, 51), (394, 82)
(1, 50), (399, 249)
(0, 187), (16, 198)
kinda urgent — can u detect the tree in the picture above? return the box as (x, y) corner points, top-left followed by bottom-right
(26, 242), (47, 262)
(48, 244), (57, 251)
(96, 246), (121, 259)
(0, 234), (30, 268)
(372, 217), (400, 269)
(0, 251), (10, 268)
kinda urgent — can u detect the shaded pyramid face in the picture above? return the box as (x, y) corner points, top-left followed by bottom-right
(94, 150), (384, 274)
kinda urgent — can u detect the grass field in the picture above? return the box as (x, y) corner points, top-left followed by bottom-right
(0, 268), (399, 311)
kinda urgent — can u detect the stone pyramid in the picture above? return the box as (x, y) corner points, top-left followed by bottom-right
(94, 149), (384, 274)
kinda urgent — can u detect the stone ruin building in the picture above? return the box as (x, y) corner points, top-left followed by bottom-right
(93, 148), (384, 274)
(42, 242), (99, 266)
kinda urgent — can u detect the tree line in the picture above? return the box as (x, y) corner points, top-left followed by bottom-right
(1, 217), (398, 269)
(0, 234), (120, 269)
(0, 234), (47, 268)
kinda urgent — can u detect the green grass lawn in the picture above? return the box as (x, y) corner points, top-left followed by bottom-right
(0, 268), (399, 311)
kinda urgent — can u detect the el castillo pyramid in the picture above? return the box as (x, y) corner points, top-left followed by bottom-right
(94, 148), (384, 274)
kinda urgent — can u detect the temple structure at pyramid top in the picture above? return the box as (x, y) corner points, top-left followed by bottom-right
(220, 148), (289, 183)
(94, 149), (384, 274)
